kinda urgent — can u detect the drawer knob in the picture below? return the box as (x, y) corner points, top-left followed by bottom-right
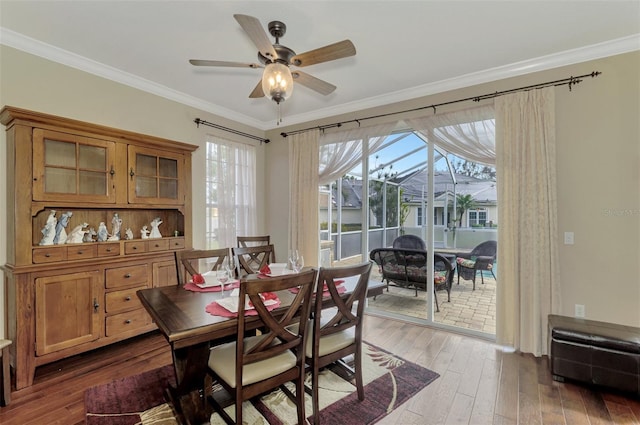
(125, 296), (131, 301)
(132, 246), (138, 250)
(45, 253), (51, 258)
(106, 248), (112, 252)
(125, 319), (131, 324)
(155, 244), (160, 248)
(77, 251), (83, 255)
(124, 273), (131, 278)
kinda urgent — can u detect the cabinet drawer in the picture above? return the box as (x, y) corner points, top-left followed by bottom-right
(105, 308), (152, 337)
(67, 244), (97, 261)
(98, 242), (121, 257)
(169, 237), (185, 250)
(33, 247), (67, 263)
(124, 240), (147, 254)
(105, 287), (145, 314)
(148, 239), (170, 252)
(105, 264), (148, 289)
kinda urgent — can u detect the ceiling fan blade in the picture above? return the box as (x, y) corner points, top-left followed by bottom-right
(291, 40), (356, 67)
(249, 80), (265, 98)
(189, 59), (262, 68)
(292, 71), (336, 96)
(234, 14), (278, 61)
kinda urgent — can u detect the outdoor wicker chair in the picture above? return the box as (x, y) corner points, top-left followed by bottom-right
(456, 240), (497, 290)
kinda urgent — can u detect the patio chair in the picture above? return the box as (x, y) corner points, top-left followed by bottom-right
(368, 248), (452, 311)
(392, 234), (426, 250)
(456, 240), (497, 290)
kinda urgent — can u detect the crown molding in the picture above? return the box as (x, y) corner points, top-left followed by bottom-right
(0, 27), (268, 130)
(2, 27), (638, 131)
(283, 34), (640, 127)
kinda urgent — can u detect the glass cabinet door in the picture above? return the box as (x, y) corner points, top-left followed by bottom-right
(32, 129), (116, 203)
(127, 145), (184, 205)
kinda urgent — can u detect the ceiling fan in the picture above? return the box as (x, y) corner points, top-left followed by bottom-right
(189, 14), (356, 105)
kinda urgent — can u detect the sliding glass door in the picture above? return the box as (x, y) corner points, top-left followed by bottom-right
(320, 126), (497, 339)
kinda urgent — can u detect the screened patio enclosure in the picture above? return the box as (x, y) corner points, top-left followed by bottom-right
(319, 126), (497, 336)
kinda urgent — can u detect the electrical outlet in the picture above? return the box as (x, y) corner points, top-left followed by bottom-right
(564, 232), (574, 245)
(575, 304), (585, 318)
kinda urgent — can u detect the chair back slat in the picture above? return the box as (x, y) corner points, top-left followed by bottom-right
(237, 235), (270, 247)
(236, 269), (317, 368)
(174, 248), (231, 285)
(314, 262), (372, 340)
(232, 244), (275, 276)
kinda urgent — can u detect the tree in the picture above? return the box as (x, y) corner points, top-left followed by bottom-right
(451, 157), (496, 180)
(399, 188), (411, 235)
(456, 194), (476, 227)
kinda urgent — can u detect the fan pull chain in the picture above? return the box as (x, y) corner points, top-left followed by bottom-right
(277, 102), (283, 125)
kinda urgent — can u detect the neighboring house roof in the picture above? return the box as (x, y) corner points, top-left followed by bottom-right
(326, 171), (496, 209)
(396, 170), (497, 205)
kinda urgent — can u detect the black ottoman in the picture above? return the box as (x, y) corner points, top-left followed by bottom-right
(548, 314), (640, 395)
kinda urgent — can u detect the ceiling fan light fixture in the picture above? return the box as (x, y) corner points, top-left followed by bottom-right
(262, 62), (293, 104)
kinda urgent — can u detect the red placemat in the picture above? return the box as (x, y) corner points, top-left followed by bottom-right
(183, 280), (240, 292)
(205, 298), (281, 317)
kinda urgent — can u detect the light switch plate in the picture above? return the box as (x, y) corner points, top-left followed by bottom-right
(564, 232), (574, 245)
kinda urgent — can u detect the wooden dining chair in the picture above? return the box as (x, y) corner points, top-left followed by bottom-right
(174, 248), (231, 285)
(237, 235), (276, 262)
(306, 261), (372, 425)
(232, 244), (275, 277)
(205, 269), (318, 425)
(237, 235), (269, 247)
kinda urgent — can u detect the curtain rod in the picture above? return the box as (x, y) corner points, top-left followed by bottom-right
(280, 71), (601, 138)
(194, 118), (270, 144)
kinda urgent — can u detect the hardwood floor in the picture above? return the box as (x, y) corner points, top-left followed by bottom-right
(1, 314), (639, 424)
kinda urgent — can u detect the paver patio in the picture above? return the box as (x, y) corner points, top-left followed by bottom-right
(335, 255), (497, 335)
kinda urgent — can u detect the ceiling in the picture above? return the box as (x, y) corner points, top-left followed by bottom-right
(1, 1), (639, 130)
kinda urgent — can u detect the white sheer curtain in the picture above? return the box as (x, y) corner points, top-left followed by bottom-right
(205, 135), (257, 249)
(319, 122), (398, 184)
(406, 105), (496, 165)
(289, 130), (320, 266)
(495, 87), (560, 356)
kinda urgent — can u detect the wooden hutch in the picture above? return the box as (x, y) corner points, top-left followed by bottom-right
(0, 106), (198, 389)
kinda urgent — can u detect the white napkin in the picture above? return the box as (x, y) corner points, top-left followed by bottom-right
(217, 294), (278, 313)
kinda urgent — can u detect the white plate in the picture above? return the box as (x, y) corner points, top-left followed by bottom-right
(263, 263), (291, 276)
(194, 279), (238, 289)
(265, 269), (296, 277)
(216, 295), (278, 313)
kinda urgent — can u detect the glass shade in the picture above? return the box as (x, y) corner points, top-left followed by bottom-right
(262, 62), (293, 104)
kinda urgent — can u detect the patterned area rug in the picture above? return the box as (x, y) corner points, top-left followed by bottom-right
(85, 342), (439, 424)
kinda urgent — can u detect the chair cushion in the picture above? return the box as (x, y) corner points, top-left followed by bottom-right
(289, 320), (356, 358)
(456, 258), (476, 268)
(306, 326), (355, 358)
(434, 271), (447, 285)
(208, 335), (297, 388)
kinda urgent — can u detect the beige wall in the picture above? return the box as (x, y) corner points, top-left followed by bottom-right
(0, 46), (269, 338)
(268, 51), (640, 326)
(0, 45), (638, 340)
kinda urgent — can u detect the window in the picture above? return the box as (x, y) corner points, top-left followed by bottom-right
(417, 207), (423, 226)
(468, 209), (487, 226)
(205, 136), (256, 248)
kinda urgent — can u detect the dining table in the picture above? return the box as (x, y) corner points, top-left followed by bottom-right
(137, 270), (385, 424)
